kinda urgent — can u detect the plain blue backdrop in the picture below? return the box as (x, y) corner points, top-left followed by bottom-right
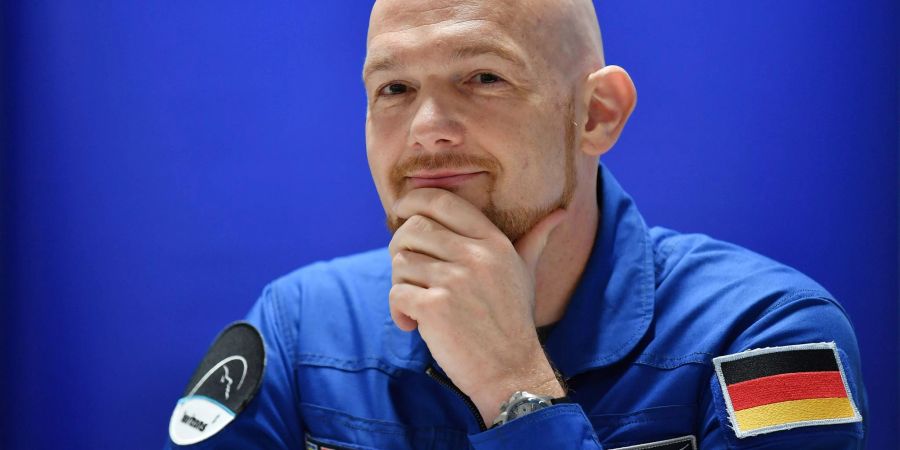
(1, 1), (897, 448)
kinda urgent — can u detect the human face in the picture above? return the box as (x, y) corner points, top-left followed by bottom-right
(364, 0), (578, 242)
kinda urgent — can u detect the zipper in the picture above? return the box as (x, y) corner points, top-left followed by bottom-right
(426, 365), (488, 432)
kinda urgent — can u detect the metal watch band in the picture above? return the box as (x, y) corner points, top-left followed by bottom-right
(491, 391), (572, 428)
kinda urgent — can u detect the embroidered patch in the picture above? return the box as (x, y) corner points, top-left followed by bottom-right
(713, 342), (861, 439)
(305, 434), (355, 450)
(168, 322), (266, 445)
(609, 435), (696, 450)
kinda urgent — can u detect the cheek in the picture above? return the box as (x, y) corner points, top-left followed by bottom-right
(366, 116), (406, 209)
(494, 121), (569, 205)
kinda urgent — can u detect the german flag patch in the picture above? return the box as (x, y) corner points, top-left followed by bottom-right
(713, 342), (862, 438)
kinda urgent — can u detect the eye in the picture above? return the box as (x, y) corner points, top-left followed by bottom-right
(378, 83), (409, 96)
(474, 72), (504, 85)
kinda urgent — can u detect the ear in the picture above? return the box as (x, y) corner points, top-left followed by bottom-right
(580, 65), (637, 157)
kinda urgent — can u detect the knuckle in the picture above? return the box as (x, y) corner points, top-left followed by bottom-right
(388, 284), (407, 303)
(407, 214), (431, 232)
(429, 287), (451, 305)
(443, 264), (468, 284)
(426, 289), (454, 318)
(391, 250), (409, 267)
(390, 268), (403, 285)
(387, 235), (403, 255)
(461, 242), (490, 266)
(390, 285), (417, 314)
(433, 191), (457, 212)
(438, 266), (455, 285)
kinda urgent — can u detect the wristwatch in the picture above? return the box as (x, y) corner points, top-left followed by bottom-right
(491, 391), (571, 427)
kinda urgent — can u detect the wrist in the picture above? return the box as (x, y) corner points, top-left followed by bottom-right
(523, 377), (567, 399)
(470, 362), (566, 426)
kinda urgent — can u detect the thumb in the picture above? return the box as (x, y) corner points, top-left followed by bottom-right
(514, 208), (568, 274)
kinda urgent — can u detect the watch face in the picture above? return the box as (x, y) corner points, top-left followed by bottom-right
(508, 397), (550, 420)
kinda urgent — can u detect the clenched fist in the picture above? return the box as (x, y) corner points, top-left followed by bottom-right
(388, 188), (567, 425)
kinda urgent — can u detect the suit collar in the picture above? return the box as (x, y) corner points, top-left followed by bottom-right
(543, 164), (655, 376)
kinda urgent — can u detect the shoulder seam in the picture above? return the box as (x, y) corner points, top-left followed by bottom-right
(759, 289), (845, 319)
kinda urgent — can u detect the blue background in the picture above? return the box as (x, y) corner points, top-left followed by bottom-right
(1, 1), (897, 448)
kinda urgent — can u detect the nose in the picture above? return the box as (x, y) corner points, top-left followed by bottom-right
(408, 94), (464, 151)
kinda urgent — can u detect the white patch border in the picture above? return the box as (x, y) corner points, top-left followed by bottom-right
(169, 395), (237, 445)
(609, 434), (696, 450)
(712, 341), (862, 439)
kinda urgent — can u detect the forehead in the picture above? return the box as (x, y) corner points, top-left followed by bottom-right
(366, 0), (544, 66)
(368, 0), (531, 39)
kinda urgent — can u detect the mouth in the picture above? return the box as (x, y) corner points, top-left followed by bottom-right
(405, 170), (487, 189)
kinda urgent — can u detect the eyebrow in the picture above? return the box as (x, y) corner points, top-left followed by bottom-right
(362, 42), (527, 81)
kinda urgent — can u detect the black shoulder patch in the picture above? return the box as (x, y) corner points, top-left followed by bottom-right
(168, 322), (266, 445)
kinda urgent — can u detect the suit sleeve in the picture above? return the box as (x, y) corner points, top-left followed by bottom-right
(698, 294), (868, 449)
(164, 283), (305, 449)
(467, 404), (604, 449)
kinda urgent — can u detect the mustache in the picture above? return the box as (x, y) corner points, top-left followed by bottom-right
(389, 153), (501, 187)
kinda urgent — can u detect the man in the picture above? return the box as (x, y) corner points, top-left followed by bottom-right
(165, 0), (867, 448)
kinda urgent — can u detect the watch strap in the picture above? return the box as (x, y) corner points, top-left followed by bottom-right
(491, 392), (572, 428)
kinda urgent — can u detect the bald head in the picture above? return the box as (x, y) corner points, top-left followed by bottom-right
(367, 0), (605, 85)
(364, 0), (637, 256)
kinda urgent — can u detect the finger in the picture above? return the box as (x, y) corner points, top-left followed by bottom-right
(391, 249), (446, 288)
(389, 283), (426, 331)
(388, 214), (472, 262)
(514, 208), (568, 274)
(393, 188), (498, 240)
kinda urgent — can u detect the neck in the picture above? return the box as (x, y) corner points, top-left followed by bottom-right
(532, 163), (600, 327)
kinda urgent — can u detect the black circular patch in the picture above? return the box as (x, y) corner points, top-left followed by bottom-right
(182, 322), (266, 414)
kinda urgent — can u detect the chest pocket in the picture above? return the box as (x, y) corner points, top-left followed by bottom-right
(300, 402), (469, 450)
(590, 404), (697, 448)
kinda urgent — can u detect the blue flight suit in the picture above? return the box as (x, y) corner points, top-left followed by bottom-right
(165, 164), (867, 449)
